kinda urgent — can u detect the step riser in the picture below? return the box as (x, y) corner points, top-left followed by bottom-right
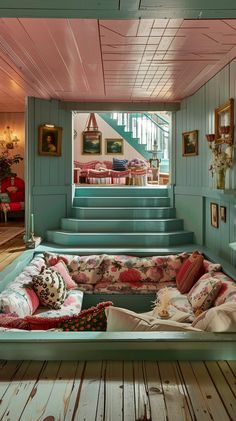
(47, 232), (193, 247)
(72, 208), (176, 219)
(61, 219), (184, 233)
(75, 187), (169, 198)
(73, 197), (170, 207)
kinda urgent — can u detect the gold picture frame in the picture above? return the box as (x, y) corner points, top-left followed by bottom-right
(182, 130), (198, 156)
(210, 202), (219, 228)
(38, 124), (62, 156)
(105, 138), (123, 155)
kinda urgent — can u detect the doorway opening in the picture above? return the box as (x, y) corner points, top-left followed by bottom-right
(73, 111), (170, 187)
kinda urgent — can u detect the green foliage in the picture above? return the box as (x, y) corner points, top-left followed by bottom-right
(0, 151), (23, 180)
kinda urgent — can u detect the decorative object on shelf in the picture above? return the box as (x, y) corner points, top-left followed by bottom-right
(105, 138), (123, 155)
(26, 213), (42, 249)
(0, 126), (20, 150)
(82, 113), (102, 155)
(207, 135), (232, 189)
(0, 150), (23, 181)
(38, 124), (62, 156)
(182, 130), (198, 156)
(210, 202), (219, 228)
(215, 98), (234, 145)
(220, 206), (226, 223)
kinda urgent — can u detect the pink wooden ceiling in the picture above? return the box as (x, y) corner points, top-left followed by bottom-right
(0, 18), (236, 111)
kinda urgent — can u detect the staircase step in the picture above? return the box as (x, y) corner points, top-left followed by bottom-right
(61, 218), (184, 233)
(75, 186), (168, 197)
(46, 230), (194, 247)
(73, 196), (170, 207)
(72, 206), (176, 219)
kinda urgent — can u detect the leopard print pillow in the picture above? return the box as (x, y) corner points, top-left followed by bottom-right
(32, 267), (67, 309)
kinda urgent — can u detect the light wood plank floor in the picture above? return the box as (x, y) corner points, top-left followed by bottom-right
(0, 360), (235, 420)
(0, 227), (236, 420)
(0, 219), (25, 271)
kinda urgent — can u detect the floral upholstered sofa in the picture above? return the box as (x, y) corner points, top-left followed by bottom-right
(0, 251), (236, 332)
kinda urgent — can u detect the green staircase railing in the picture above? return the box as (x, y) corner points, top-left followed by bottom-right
(99, 112), (170, 172)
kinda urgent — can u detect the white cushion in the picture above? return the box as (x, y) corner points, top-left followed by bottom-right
(105, 306), (201, 332)
(192, 303), (236, 332)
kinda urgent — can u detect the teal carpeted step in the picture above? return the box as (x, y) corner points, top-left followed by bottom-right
(46, 230), (194, 247)
(73, 196), (170, 208)
(74, 186), (168, 197)
(72, 206), (176, 219)
(61, 218), (184, 233)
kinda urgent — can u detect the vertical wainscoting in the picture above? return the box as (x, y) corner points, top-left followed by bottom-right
(26, 97), (72, 239)
(175, 59), (236, 264)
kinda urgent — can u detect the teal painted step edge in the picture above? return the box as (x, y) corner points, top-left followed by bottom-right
(61, 218), (184, 233)
(72, 207), (176, 219)
(0, 332), (235, 361)
(46, 230), (194, 247)
(74, 186), (169, 197)
(99, 112), (151, 160)
(73, 197), (170, 207)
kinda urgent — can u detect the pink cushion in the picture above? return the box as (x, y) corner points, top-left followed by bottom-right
(176, 251), (204, 293)
(211, 272), (236, 306)
(52, 261), (77, 289)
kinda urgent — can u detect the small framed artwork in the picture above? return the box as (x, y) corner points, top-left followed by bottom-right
(210, 202), (219, 228)
(220, 206), (226, 222)
(38, 124), (62, 156)
(105, 138), (123, 155)
(82, 130), (102, 155)
(182, 130), (198, 156)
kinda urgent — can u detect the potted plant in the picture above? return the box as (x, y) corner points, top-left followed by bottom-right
(0, 150), (23, 181)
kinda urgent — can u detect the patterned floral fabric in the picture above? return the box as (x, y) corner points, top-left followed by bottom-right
(33, 289), (84, 318)
(32, 267), (67, 309)
(188, 275), (222, 313)
(0, 255), (45, 317)
(94, 280), (176, 294)
(44, 252), (104, 285)
(100, 253), (188, 285)
(51, 261), (77, 289)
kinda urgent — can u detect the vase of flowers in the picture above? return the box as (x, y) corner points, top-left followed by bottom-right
(0, 150), (23, 181)
(209, 146), (232, 190)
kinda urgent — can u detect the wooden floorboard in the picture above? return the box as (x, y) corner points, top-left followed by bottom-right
(0, 360), (235, 420)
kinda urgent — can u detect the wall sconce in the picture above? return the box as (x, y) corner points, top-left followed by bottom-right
(0, 126), (20, 149)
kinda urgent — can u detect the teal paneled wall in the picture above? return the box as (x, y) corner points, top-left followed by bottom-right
(175, 59), (236, 263)
(26, 98), (72, 239)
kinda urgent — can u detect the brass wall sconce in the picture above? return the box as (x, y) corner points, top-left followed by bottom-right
(0, 126), (20, 149)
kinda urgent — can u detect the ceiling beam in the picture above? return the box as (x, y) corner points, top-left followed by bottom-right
(62, 101), (180, 112)
(0, 0), (236, 19)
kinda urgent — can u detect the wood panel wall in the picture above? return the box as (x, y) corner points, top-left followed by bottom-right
(26, 97), (72, 240)
(175, 58), (236, 264)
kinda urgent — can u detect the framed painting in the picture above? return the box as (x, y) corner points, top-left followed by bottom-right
(182, 130), (198, 156)
(105, 138), (123, 155)
(38, 124), (62, 156)
(82, 130), (102, 155)
(210, 202), (219, 228)
(220, 206), (226, 222)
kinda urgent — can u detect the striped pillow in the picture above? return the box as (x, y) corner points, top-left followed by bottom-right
(176, 251), (204, 293)
(112, 158), (128, 171)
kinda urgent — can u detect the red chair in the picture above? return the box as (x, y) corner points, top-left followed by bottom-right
(0, 176), (25, 222)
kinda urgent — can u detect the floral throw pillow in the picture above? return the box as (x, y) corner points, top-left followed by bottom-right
(188, 276), (222, 314)
(32, 267), (67, 309)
